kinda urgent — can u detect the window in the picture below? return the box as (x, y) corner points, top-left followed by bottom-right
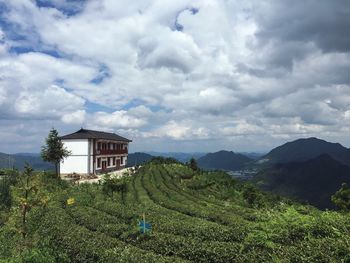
(108, 157), (111, 166)
(97, 158), (101, 168)
(113, 157), (116, 166)
(97, 142), (101, 150)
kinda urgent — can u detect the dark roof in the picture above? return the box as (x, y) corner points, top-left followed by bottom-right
(60, 128), (132, 142)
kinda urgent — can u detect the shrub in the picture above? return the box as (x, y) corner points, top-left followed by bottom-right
(102, 174), (128, 198)
(331, 183), (350, 211)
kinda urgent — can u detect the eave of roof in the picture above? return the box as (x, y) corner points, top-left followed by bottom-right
(60, 128), (132, 142)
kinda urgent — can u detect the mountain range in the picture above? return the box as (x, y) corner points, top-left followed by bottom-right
(196, 150), (253, 171)
(144, 152), (206, 163)
(0, 152), (53, 171)
(255, 154), (350, 209)
(2, 137), (350, 210)
(262, 137), (350, 166)
(127, 152), (154, 167)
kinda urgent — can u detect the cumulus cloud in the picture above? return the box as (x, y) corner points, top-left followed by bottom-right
(0, 0), (350, 153)
(61, 110), (86, 124)
(89, 110), (148, 130)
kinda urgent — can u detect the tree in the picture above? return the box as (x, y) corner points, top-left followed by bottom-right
(188, 158), (199, 171)
(242, 185), (265, 208)
(102, 174), (127, 198)
(41, 128), (70, 178)
(0, 169), (18, 210)
(331, 183), (350, 211)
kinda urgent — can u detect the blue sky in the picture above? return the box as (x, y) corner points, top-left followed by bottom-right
(0, 0), (350, 153)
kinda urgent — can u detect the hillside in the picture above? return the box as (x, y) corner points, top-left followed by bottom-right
(1, 161), (349, 262)
(262, 137), (350, 166)
(255, 154), (350, 209)
(145, 152), (206, 163)
(0, 152), (53, 170)
(197, 150), (253, 171)
(127, 152), (154, 166)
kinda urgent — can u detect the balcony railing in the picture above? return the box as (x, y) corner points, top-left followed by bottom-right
(96, 149), (128, 155)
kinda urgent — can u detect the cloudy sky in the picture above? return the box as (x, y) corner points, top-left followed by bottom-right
(0, 0), (350, 153)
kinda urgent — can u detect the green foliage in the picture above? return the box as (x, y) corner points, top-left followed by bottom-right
(0, 169), (18, 210)
(41, 128), (71, 177)
(331, 183), (350, 211)
(19, 248), (56, 263)
(1, 162), (350, 262)
(149, 156), (181, 165)
(102, 174), (128, 198)
(242, 184), (265, 208)
(188, 158), (199, 171)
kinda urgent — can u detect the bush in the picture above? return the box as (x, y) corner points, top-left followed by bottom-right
(102, 175), (128, 198)
(242, 185), (265, 208)
(331, 183), (350, 211)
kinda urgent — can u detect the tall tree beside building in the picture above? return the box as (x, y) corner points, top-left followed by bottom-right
(41, 128), (70, 178)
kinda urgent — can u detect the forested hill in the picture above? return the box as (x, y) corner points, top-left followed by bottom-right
(1, 160), (349, 262)
(197, 150), (253, 171)
(127, 152), (154, 166)
(255, 154), (350, 209)
(262, 137), (350, 166)
(0, 152), (53, 170)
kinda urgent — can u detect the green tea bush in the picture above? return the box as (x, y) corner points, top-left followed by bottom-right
(1, 162), (350, 262)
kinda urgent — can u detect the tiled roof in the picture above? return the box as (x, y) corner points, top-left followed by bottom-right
(60, 128), (132, 142)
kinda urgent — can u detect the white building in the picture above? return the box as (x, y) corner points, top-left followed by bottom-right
(59, 128), (132, 175)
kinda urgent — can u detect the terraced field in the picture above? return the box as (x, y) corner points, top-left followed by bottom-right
(1, 161), (350, 262)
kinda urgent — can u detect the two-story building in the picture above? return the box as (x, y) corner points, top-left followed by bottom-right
(59, 128), (132, 176)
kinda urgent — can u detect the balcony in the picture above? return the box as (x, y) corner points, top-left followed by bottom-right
(96, 149), (128, 155)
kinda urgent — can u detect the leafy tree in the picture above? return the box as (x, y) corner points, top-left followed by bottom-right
(150, 157), (180, 165)
(102, 175), (127, 198)
(0, 169), (18, 210)
(188, 157), (199, 171)
(41, 128), (70, 178)
(331, 183), (350, 211)
(242, 185), (265, 208)
(11, 164), (50, 240)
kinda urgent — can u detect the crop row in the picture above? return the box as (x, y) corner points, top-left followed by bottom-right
(145, 165), (247, 226)
(38, 206), (186, 263)
(65, 201), (248, 262)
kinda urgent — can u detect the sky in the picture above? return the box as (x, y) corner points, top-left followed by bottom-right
(0, 0), (350, 154)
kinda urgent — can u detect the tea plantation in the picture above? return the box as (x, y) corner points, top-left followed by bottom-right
(1, 160), (349, 262)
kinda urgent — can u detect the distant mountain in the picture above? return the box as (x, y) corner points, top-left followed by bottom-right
(197, 150), (253, 171)
(14, 153), (41, 157)
(144, 152), (207, 163)
(127, 152), (154, 167)
(239, 152), (266, 160)
(0, 152), (53, 171)
(262, 137), (350, 166)
(255, 154), (350, 209)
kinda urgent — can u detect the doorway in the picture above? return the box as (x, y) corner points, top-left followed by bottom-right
(102, 161), (107, 171)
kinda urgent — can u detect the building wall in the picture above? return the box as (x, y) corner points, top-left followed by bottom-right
(60, 139), (90, 174)
(89, 139), (94, 174)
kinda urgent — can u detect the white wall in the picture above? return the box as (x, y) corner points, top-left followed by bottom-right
(60, 156), (89, 174)
(60, 139), (89, 174)
(63, 139), (89, 155)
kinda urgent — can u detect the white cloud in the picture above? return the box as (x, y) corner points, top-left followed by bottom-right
(1, 0), (350, 152)
(89, 110), (148, 129)
(15, 85), (85, 118)
(61, 110), (86, 124)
